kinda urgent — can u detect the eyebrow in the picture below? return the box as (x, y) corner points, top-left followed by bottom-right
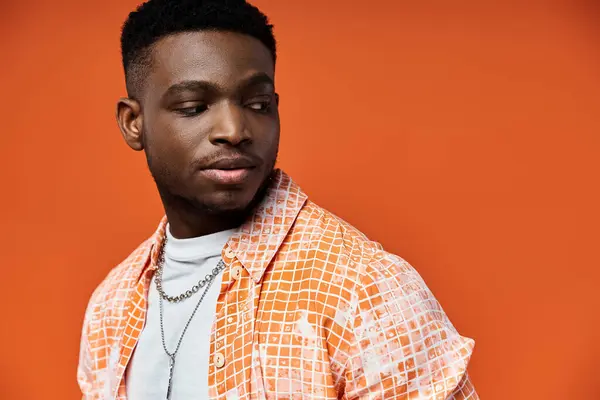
(161, 72), (275, 100)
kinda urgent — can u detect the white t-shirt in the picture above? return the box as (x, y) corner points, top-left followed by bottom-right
(126, 225), (235, 400)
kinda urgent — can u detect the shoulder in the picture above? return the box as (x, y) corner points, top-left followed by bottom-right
(296, 200), (383, 263)
(78, 235), (156, 396)
(295, 200), (431, 290)
(297, 200), (443, 295)
(82, 237), (154, 327)
(289, 200), (433, 317)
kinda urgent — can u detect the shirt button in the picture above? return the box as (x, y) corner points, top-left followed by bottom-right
(231, 266), (242, 280)
(214, 352), (226, 368)
(225, 248), (235, 259)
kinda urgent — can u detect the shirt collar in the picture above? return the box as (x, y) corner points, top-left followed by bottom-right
(144, 169), (308, 283)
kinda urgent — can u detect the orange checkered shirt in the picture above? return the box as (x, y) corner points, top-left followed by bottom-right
(78, 170), (478, 399)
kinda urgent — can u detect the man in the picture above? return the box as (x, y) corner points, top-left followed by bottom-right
(78, 0), (478, 399)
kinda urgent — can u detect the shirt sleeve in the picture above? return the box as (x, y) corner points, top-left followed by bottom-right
(342, 251), (478, 399)
(77, 300), (95, 399)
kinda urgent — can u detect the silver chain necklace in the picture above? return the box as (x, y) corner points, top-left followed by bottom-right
(155, 238), (226, 400)
(155, 242), (220, 303)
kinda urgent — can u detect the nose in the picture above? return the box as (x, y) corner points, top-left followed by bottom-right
(208, 101), (250, 146)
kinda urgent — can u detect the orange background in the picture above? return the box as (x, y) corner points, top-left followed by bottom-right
(1, 1), (599, 399)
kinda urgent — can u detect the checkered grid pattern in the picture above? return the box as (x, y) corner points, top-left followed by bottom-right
(78, 170), (477, 399)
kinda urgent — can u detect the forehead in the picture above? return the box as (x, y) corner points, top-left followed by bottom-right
(147, 30), (274, 95)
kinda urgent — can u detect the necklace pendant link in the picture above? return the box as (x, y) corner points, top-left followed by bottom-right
(166, 355), (175, 400)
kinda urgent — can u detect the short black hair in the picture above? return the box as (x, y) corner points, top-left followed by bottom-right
(120, 0), (276, 98)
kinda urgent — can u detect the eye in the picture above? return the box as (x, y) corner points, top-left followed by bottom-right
(176, 104), (208, 117)
(246, 100), (271, 113)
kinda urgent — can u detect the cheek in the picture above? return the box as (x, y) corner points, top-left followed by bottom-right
(250, 119), (280, 154)
(147, 115), (207, 163)
(266, 130), (281, 159)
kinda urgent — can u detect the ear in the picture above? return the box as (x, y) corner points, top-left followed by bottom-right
(116, 97), (144, 151)
(275, 93), (280, 106)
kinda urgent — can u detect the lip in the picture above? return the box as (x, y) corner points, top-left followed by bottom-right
(199, 167), (255, 185)
(204, 156), (256, 170)
(197, 156), (259, 185)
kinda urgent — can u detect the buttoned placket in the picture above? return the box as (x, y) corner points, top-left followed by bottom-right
(209, 245), (264, 399)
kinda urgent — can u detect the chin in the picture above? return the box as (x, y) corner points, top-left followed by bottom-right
(198, 190), (258, 215)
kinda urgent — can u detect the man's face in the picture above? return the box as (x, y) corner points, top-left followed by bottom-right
(138, 31), (279, 213)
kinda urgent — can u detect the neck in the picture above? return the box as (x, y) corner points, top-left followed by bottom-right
(164, 204), (247, 239)
(159, 183), (271, 239)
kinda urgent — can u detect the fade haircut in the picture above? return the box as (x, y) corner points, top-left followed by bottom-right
(120, 0), (276, 98)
